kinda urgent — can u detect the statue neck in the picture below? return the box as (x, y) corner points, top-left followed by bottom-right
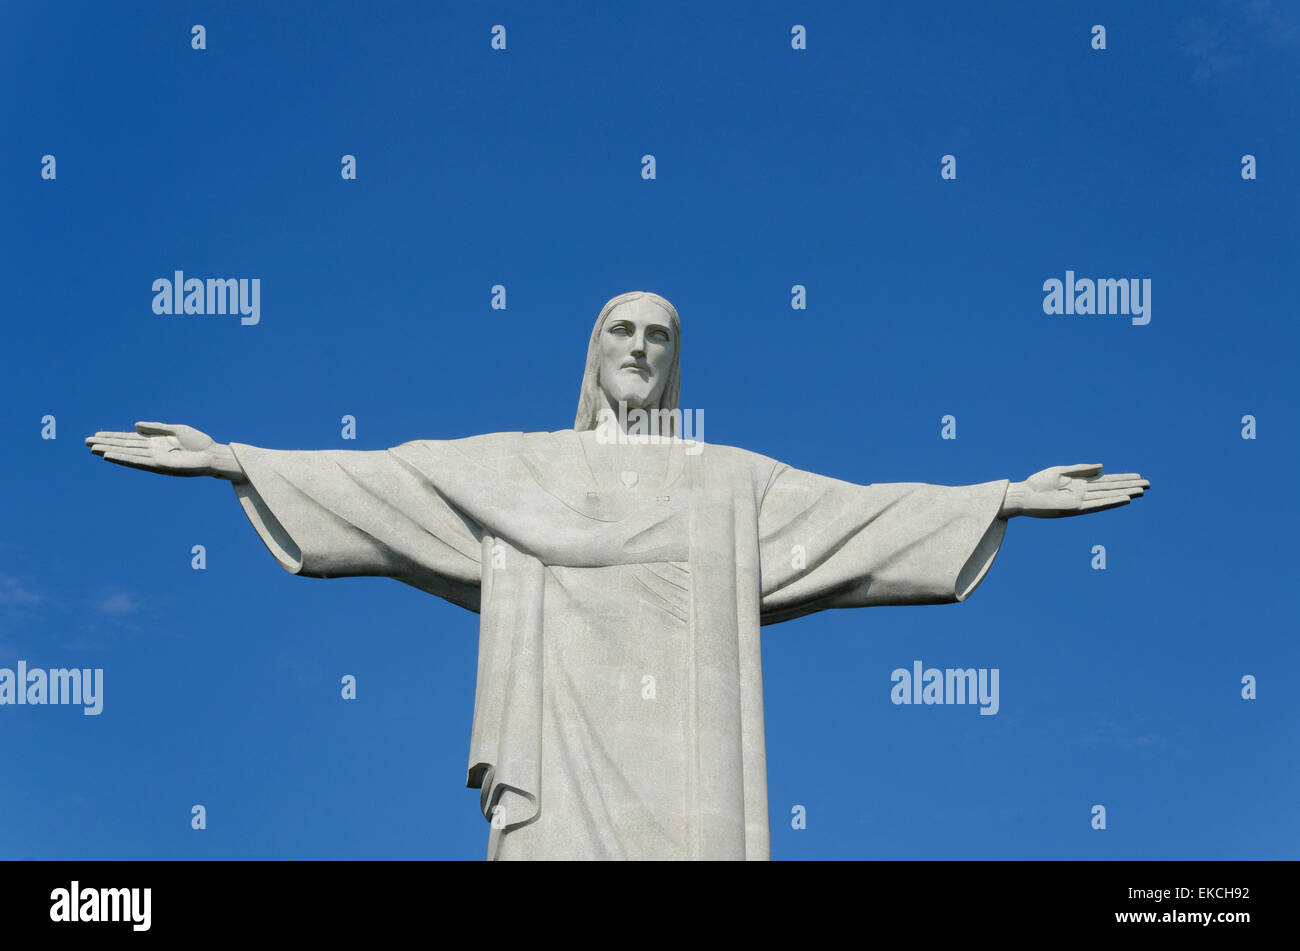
(602, 395), (662, 435)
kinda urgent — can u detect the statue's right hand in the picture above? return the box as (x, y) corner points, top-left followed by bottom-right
(85, 422), (231, 478)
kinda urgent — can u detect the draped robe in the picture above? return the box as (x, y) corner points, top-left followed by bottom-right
(227, 429), (1009, 860)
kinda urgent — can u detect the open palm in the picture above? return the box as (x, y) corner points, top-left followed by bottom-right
(85, 422), (220, 477)
(1016, 463), (1149, 517)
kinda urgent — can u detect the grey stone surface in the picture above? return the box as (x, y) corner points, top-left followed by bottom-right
(86, 290), (1148, 860)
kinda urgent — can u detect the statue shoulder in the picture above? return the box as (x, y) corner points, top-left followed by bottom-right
(700, 440), (781, 471)
(391, 431), (531, 464)
(702, 442), (788, 499)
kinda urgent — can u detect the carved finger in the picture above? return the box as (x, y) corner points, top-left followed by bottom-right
(1078, 496), (1130, 512)
(102, 451), (161, 471)
(1087, 480), (1148, 492)
(1098, 489), (1143, 501)
(1082, 489), (1137, 503)
(95, 446), (154, 460)
(1087, 473), (1147, 486)
(134, 421), (178, 436)
(86, 436), (151, 451)
(85, 431), (147, 445)
(1085, 484), (1145, 497)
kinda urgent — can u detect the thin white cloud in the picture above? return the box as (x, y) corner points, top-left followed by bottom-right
(1178, 0), (1300, 79)
(1083, 720), (1166, 749)
(0, 575), (42, 608)
(95, 591), (140, 616)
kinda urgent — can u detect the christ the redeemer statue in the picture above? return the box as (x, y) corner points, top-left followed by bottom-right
(85, 291), (1148, 861)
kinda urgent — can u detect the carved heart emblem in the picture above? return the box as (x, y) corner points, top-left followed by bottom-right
(620, 470), (638, 488)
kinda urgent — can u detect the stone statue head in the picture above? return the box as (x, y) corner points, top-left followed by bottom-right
(574, 291), (681, 435)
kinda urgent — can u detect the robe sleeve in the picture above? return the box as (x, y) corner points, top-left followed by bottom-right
(227, 442), (484, 612)
(758, 463), (1010, 625)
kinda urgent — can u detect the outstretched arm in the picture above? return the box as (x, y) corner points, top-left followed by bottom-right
(85, 422), (246, 483)
(87, 426), (484, 609)
(758, 464), (1012, 622)
(1000, 463), (1149, 518)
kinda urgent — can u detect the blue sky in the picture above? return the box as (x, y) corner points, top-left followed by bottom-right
(2, 0), (1297, 859)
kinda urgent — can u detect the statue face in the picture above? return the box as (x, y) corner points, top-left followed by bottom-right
(597, 298), (675, 410)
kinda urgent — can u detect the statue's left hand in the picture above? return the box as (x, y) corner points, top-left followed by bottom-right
(1002, 464), (1149, 518)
